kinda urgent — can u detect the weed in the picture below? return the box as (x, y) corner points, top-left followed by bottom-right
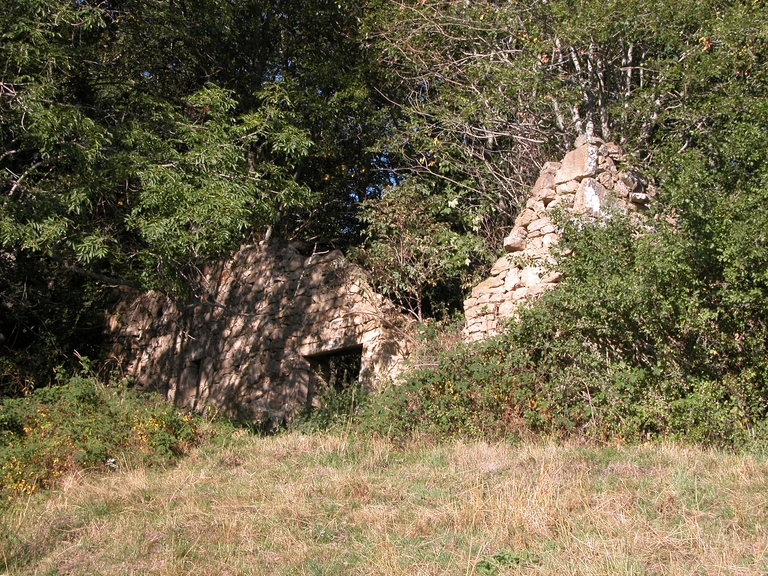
(475, 549), (540, 574)
(1, 433), (767, 574)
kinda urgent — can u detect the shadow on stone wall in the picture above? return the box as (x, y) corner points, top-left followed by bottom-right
(106, 241), (410, 425)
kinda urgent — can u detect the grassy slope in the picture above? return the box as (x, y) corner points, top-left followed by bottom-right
(2, 427), (767, 575)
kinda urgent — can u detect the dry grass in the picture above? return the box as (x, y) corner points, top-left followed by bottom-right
(2, 428), (768, 575)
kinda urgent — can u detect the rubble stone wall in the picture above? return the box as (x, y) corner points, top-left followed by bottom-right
(107, 242), (409, 424)
(464, 140), (654, 340)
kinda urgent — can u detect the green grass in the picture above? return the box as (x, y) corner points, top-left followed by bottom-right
(2, 427), (768, 575)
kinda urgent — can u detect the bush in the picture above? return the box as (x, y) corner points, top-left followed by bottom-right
(369, 211), (768, 448)
(0, 369), (200, 501)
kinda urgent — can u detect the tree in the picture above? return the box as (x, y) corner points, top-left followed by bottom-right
(362, 0), (753, 243)
(353, 181), (484, 322)
(0, 0), (394, 389)
(363, 0), (559, 247)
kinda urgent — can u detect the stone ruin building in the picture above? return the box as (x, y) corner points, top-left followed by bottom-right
(108, 139), (652, 421)
(107, 242), (409, 424)
(464, 139), (655, 340)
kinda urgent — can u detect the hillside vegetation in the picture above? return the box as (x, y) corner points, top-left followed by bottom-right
(2, 1), (768, 570)
(2, 0), (768, 516)
(2, 0), (767, 398)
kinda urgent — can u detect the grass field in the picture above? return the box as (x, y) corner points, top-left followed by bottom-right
(2, 427), (768, 575)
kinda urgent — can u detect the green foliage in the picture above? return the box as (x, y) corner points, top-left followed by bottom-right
(356, 0), (768, 448)
(476, 550), (540, 575)
(0, 366), (199, 501)
(0, 0), (394, 384)
(372, 206), (768, 446)
(364, 0), (559, 240)
(292, 384), (368, 435)
(363, 0), (768, 260)
(292, 352), (368, 434)
(0, 254), (106, 396)
(502, 216), (768, 445)
(3, 0), (768, 454)
(362, 334), (517, 439)
(127, 84), (317, 291)
(353, 181), (487, 321)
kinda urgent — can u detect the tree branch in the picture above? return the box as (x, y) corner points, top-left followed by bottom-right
(51, 254), (141, 289)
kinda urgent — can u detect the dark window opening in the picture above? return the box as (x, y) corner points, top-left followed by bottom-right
(306, 346), (362, 391)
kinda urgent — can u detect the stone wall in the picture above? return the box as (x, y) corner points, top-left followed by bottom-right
(107, 242), (409, 424)
(464, 140), (655, 340)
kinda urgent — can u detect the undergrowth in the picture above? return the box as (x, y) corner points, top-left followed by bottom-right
(364, 329), (768, 448)
(0, 360), (202, 502)
(359, 212), (768, 449)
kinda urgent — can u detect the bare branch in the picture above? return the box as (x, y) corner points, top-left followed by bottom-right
(7, 161), (46, 196)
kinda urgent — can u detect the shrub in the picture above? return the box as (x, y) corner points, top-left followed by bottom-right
(0, 368), (200, 501)
(370, 211), (768, 447)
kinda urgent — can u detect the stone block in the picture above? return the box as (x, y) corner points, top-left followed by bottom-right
(527, 216), (552, 233)
(497, 299), (519, 317)
(527, 237), (543, 250)
(619, 170), (640, 191)
(504, 267), (522, 291)
(542, 271), (562, 283)
(597, 171), (615, 190)
(525, 198), (546, 214)
(574, 178), (606, 215)
(471, 275), (504, 298)
(614, 172), (637, 198)
(600, 142), (623, 160)
(515, 209), (538, 228)
(490, 256), (512, 276)
(464, 305), (481, 320)
(503, 228), (527, 253)
(539, 188), (557, 206)
(554, 144), (598, 184)
(467, 320), (484, 334)
(545, 195), (566, 211)
(520, 266), (543, 287)
(541, 161), (561, 175)
(531, 171), (556, 199)
(598, 154), (616, 171)
(629, 192), (650, 205)
(308, 249), (345, 266)
(556, 180), (579, 195)
(542, 233), (559, 249)
(512, 287), (529, 300)
(526, 284), (549, 297)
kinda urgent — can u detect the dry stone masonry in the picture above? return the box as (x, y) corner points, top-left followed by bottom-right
(464, 140), (655, 340)
(107, 242), (409, 424)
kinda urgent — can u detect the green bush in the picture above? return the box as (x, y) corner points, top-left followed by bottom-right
(0, 370), (200, 501)
(370, 211), (768, 447)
